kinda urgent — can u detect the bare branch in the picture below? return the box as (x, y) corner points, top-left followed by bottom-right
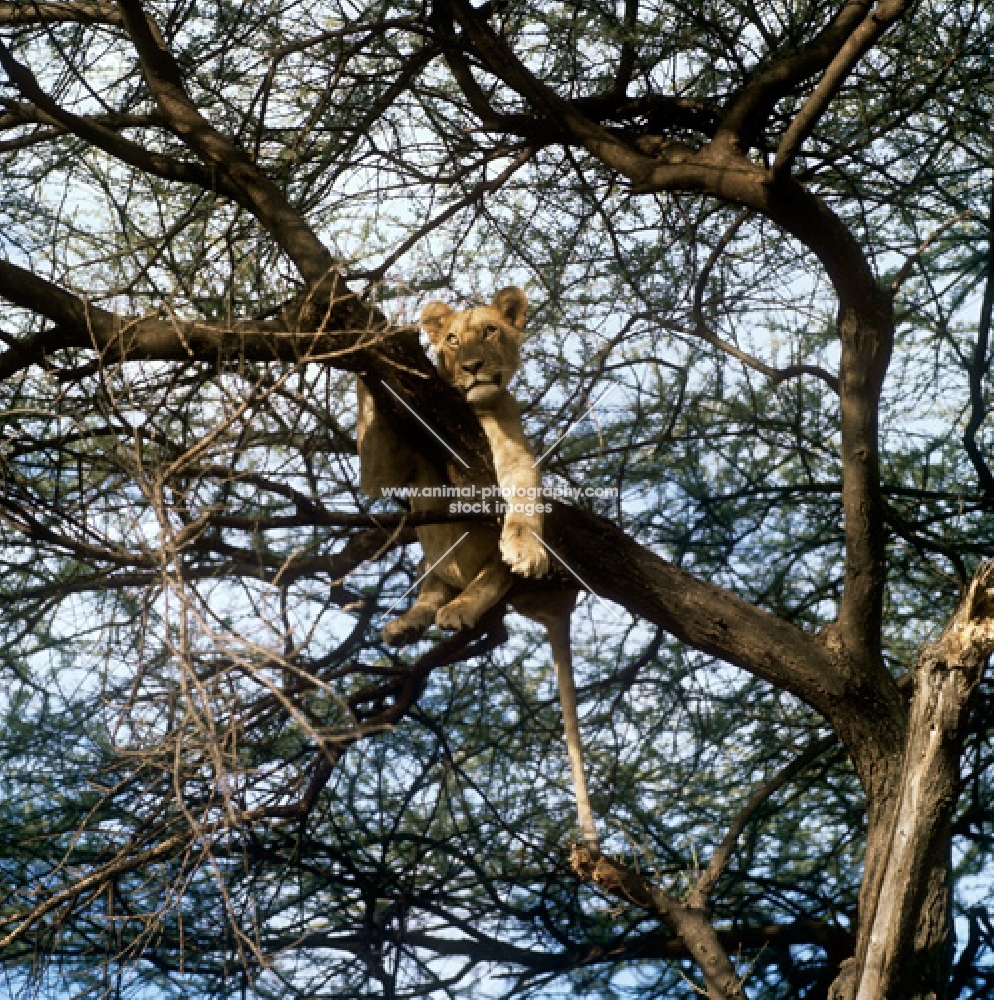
(572, 847), (746, 1000)
(889, 209), (973, 295)
(692, 209), (840, 392)
(393, 920), (852, 970)
(0, 1), (121, 25)
(770, 0), (914, 178)
(715, 0), (872, 151)
(113, 0), (341, 288)
(689, 735), (839, 906)
(352, 146), (536, 284)
(0, 40), (226, 191)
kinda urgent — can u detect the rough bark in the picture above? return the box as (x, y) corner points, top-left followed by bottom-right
(0, 2), (120, 25)
(572, 846), (746, 1000)
(2, 2), (976, 994)
(846, 564), (994, 1000)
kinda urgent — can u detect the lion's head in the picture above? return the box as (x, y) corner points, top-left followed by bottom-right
(420, 287), (527, 408)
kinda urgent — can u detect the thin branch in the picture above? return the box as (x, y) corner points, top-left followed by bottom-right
(689, 734), (839, 906)
(210, 510), (496, 531)
(963, 183), (994, 496)
(889, 209), (973, 295)
(692, 208), (839, 392)
(352, 146), (536, 284)
(0, 40), (224, 192)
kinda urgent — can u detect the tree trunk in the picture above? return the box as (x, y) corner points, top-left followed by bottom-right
(835, 564), (994, 1000)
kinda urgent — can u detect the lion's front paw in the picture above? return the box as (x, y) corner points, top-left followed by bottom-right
(500, 522), (549, 577)
(435, 598), (483, 632)
(381, 608), (433, 646)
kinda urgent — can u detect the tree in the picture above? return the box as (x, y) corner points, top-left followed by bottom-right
(1, 1), (993, 997)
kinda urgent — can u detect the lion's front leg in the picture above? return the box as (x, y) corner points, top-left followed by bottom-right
(479, 402), (550, 578)
(382, 573), (456, 646)
(499, 514), (549, 578)
(435, 559), (513, 632)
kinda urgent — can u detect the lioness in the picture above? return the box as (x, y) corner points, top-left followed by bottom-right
(358, 287), (598, 850)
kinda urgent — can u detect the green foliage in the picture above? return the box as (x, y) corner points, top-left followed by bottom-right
(1, 1), (993, 998)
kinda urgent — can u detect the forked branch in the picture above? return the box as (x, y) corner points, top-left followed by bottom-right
(771, 0), (914, 178)
(114, 0), (340, 288)
(689, 734), (839, 908)
(572, 846), (746, 1000)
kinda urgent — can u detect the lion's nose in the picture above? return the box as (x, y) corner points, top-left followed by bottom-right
(461, 359), (484, 376)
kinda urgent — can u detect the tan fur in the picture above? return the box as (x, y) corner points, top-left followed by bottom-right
(358, 287), (599, 850)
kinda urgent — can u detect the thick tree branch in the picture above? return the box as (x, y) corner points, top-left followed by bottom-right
(441, 0), (660, 183)
(0, 259), (369, 378)
(715, 0), (872, 151)
(114, 0), (342, 291)
(0, 1), (120, 25)
(433, 5), (714, 142)
(0, 102), (159, 135)
(832, 286), (893, 668)
(0, 41), (225, 191)
(608, 0), (638, 100)
(432, 6), (534, 136)
(855, 562), (994, 999)
(571, 846), (745, 1000)
(540, 504), (907, 777)
(770, 0), (913, 178)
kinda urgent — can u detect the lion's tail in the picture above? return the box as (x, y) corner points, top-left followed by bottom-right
(546, 612), (600, 853)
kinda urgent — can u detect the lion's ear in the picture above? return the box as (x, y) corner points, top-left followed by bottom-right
(420, 300), (453, 345)
(492, 287), (527, 330)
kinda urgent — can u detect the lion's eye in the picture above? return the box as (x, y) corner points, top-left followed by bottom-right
(445, 332), (459, 347)
(483, 324), (499, 340)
